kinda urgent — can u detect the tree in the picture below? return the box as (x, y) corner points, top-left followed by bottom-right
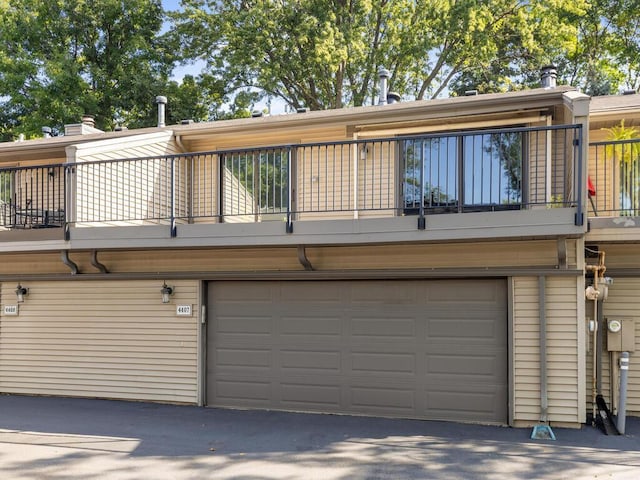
(0, 0), (176, 138)
(173, 0), (588, 109)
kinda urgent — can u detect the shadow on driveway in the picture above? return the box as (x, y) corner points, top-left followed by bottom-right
(0, 395), (638, 479)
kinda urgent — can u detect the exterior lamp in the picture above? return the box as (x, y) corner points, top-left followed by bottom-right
(161, 282), (174, 304)
(15, 284), (28, 303)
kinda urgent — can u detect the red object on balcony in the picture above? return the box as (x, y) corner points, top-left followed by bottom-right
(588, 176), (596, 197)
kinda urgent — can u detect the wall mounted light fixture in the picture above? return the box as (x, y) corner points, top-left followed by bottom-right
(161, 282), (174, 304)
(15, 284), (28, 303)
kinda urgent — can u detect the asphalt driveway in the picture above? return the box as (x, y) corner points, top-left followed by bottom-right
(0, 394), (638, 479)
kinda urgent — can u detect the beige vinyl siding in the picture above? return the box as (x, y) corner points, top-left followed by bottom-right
(75, 158), (173, 226)
(190, 153), (219, 222)
(72, 132), (180, 226)
(296, 143), (354, 220)
(357, 139), (396, 218)
(222, 164), (257, 223)
(72, 132), (179, 162)
(599, 278), (640, 415)
(0, 280), (199, 403)
(528, 120), (551, 206)
(513, 276), (581, 425)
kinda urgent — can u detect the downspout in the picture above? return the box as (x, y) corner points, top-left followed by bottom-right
(61, 250), (79, 275)
(297, 245), (314, 271)
(531, 275), (556, 439)
(539, 276), (549, 424)
(90, 250), (109, 274)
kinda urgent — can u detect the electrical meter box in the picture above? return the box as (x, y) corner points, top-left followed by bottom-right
(606, 318), (636, 352)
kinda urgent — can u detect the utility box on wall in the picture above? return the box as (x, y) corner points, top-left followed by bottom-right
(606, 318), (636, 352)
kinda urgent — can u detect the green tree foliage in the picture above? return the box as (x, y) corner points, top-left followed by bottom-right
(173, 0), (588, 109)
(0, 0), (179, 137)
(552, 0), (640, 95)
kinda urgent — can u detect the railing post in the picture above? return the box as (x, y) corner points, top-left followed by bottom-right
(286, 146), (294, 233)
(170, 156), (177, 237)
(575, 126), (584, 226)
(64, 165), (73, 241)
(418, 141), (426, 230)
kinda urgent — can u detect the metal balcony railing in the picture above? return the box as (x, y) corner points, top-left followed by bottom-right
(0, 165), (65, 230)
(0, 124), (584, 234)
(588, 138), (640, 217)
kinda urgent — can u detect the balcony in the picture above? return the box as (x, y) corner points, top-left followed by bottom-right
(0, 124), (585, 250)
(587, 137), (640, 240)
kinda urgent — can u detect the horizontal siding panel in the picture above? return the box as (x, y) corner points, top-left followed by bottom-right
(0, 386), (195, 402)
(1, 360), (196, 371)
(513, 276), (580, 424)
(0, 280), (199, 404)
(0, 344), (195, 356)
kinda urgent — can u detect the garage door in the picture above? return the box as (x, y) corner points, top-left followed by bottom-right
(207, 279), (508, 423)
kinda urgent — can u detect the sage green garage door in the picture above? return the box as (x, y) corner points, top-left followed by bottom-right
(207, 279), (508, 423)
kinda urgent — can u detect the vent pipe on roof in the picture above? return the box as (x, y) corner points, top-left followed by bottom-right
(81, 115), (95, 128)
(541, 65), (557, 89)
(42, 126), (52, 138)
(387, 92), (401, 104)
(378, 67), (390, 105)
(155, 96), (167, 128)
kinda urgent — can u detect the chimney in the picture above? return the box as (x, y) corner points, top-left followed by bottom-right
(42, 126), (52, 138)
(541, 65), (557, 89)
(155, 95), (167, 128)
(81, 115), (95, 128)
(378, 67), (390, 105)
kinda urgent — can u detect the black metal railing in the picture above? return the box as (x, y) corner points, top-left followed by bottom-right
(0, 165), (65, 229)
(0, 124), (584, 233)
(589, 138), (640, 217)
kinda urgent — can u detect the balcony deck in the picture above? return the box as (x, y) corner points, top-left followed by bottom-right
(586, 137), (640, 242)
(0, 124), (587, 251)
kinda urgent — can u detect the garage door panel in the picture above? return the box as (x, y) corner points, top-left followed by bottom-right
(208, 279), (507, 423)
(280, 349), (342, 372)
(426, 353), (502, 378)
(280, 282), (343, 302)
(215, 315), (272, 335)
(351, 317), (416, 340)
(211, 378), (272, 405)
(350, 386), (416, 413)
(349, 282), (419, 304)
(427, 318), (503, 342)
(280, 382), (342, 408)
(216, 348), (271, 369)
(351, 351), (417, 375)
(426, 389), (504, 420)
(426, 280), (504, 302)
(279, 315), (343, 337)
